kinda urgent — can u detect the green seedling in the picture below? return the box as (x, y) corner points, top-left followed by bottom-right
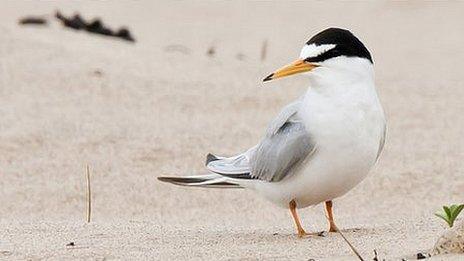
(435, 204), (464, 228)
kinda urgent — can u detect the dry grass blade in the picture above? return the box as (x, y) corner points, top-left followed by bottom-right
(86, 165), (91, 223)
(261, 39), (268, 61)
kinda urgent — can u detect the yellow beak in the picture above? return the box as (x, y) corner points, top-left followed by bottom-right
(263, 59), (318, 82)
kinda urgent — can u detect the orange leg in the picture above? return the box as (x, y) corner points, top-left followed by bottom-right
(289, 200), (308, 238)
(325, 200), (339, 232)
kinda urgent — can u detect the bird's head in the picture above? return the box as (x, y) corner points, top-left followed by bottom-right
(263, 28), (373, 83)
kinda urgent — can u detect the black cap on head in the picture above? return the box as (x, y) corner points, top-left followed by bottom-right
(305, 28), (373, 63)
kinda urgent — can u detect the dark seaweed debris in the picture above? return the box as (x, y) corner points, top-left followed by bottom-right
(416, 252), (427, 259)
(18, 16), (47, 25)
(55, 13), (86, 30)
(55, 11), (135, 42)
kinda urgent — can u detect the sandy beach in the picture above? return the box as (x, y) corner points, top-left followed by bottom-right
(1, 1), (463, 260)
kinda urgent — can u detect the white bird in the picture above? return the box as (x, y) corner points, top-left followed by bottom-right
(158, 28), (386, 237)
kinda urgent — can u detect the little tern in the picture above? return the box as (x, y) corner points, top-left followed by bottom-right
(158, 28), (386, 237)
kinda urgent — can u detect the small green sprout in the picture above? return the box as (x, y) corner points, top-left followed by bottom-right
(435, 204), (464, 228)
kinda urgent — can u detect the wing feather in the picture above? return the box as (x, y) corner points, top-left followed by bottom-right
(207, 99), (316, 182)
(250, 121), (316, 182)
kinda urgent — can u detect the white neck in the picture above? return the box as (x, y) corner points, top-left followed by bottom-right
(309, 57), (374, 92)
(299, 56), (385, 143)
(303, 57), (379, 109)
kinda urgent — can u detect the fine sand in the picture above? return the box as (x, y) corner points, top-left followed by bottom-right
(1, 1), (463, 260)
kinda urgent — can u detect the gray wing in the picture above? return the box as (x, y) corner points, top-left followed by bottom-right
(250, 120), (316, 182)
(206, 99), (316, 182)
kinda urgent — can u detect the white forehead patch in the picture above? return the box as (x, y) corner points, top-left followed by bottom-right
(299, 43), (336, 59)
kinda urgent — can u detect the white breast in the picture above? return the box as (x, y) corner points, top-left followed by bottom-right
(299, 83), (384, 203)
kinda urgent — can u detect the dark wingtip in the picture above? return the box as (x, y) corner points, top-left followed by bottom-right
(263, 73), (274, 82)
(158, 176), (205, 184)
(157, 177), (171, 182)
(205, 153), (219, 165)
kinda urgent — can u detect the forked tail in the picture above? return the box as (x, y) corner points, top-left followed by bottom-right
(157, 174), (242, 189)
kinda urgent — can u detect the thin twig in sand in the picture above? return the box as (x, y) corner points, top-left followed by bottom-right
(336, 229), (365, 261)
(86, 165), (91, 223)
